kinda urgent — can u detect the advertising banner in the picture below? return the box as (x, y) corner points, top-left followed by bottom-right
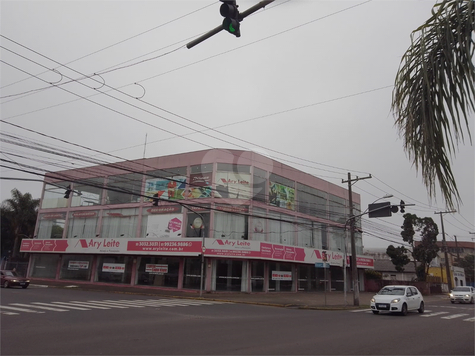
(144, 176), (187, 201)
(20, 238), (373, 268)
(145, 264), (168, 274)
(102, 263), (125, 273)
(271, 271), (292, 280)
(188, 173), (213, 199)
(68, 261), (89, 270)
(269, 182), (295, 210)
(215, 172), (251, 199)
(146, 214), (183, 238)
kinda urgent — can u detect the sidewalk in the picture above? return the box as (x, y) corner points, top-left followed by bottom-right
(28, 279), (450, 310)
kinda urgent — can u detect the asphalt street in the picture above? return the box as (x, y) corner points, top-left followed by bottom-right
(1, 286), (474, 355)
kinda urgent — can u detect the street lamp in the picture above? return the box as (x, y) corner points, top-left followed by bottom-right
(190, 215), (206, 297)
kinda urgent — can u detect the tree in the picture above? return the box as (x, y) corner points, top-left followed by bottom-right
(392, 0), (475, 210)
(400, 213), (440, 281)
(1, 189), (40, 258)
(386, 245), (411, 272)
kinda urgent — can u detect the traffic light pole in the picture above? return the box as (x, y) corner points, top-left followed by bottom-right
(186, 0), (275, 49)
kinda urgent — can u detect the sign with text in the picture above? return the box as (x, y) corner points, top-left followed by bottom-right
(271, 271), (292, 281)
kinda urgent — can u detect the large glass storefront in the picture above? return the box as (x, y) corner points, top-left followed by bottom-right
(136, 257), (179, 288)
(95, 255), (133, 284)
(29, 254), (59, 278)
(268, 262), (293, 292)
(182, 257), (202, 290)
(60, 255), (94, 281)
(213, 259), (243, 292)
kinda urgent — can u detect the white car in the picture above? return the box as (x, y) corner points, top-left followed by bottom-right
(449, 286), (475, 304)
(370, 285), (424, 316)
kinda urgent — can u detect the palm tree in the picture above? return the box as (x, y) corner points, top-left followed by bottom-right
(1, 189), (40, 258)
(392, 0), (474, 209)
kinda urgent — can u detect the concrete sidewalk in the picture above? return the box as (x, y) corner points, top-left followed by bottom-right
(29, 279), (450, 310)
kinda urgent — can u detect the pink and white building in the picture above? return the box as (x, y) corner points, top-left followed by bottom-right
(21, 149), (373, 292)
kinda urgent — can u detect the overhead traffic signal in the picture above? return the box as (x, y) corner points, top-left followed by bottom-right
(152, 193), (159, 206)
(64, 185), (72, 199)
(400, 200), (405, 213)
(220, 0), (241, 37)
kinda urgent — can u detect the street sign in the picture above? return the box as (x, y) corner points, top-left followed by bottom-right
(315, 262), (330, 268)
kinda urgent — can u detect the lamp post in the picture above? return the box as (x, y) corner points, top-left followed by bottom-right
(346, 193), (393, 306)
(190, 215), (206, 297)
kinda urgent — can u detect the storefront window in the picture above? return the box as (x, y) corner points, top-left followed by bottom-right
(96, 255), (133, 284)
(71, 178), (104, 207)
(67, 211), (99, 238)
(101, 208), (139, 238)
(29, 254), (59, 278)
(297, 264), (317, 291)
(251, 260), (265, 292)
(136, 257), (179, 288)
(59, 255), (94, 281)
(105, 173), (143, 205)
(183, 258), (202, 290)
(37, 213), (66, 239)
(214, 259), (243, 291)
(41, 183), (70, 209)
(268, 262), (293, 292)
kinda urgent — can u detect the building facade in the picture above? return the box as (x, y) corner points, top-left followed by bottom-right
(21, 149), (373, 293)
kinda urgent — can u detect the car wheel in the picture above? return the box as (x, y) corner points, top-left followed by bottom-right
(372, 311), (379, 314)
(3, 281), (9, 288)
(450, 301), (454, 304)
(418, 301), (424, 314)
(401, 303), (408, 316)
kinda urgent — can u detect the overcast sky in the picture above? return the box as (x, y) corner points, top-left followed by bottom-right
(1, 0), (474, 249)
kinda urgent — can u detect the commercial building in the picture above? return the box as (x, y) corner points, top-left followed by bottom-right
(21, 149), (374, 293)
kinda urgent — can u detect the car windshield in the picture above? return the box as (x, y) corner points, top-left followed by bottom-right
(452, 287), (471, 292)
(379, 287), (405, 296)
(3, 271), (18, 277)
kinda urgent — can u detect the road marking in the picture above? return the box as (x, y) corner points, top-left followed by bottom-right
(351, 309), (372, 313)
(0, 305), (45, 313)
(9, 303), (69, 312)
(0, 311), (20, 315)
(441, 313), (469, 320)
(100, 300), (146, 308)
(463, 317), (475, 322)
(54, 301), (110, 310)
(32, 302), (91, 310)
(420, 311), (449, 317)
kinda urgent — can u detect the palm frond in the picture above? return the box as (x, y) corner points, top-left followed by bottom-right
(392, 0), (475, 209)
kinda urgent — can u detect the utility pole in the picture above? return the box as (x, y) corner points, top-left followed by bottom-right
(342, 172), (371, 306)
(435, 210), (456, 291)
(454, 235), (460, 263)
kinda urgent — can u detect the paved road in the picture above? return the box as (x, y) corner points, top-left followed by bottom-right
(1, 286), (473, 355)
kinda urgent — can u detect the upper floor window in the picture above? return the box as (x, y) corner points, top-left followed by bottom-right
(328, 194), (347, 224)
(71, 178), (104, 207)
(41, 182), (70, 209)
(144, 168), (187, 201)
(252, 167), (267, 203)
(296, 183), (327, 219)
(106, 173), (143, 205)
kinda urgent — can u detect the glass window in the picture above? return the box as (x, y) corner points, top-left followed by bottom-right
(216, 163), (250, 173)
(250, 260), (265, 292)
(101, 208), (139, 238)
(41, 183), (70, 209)
(105, 173), (143, 205)
(185, 211), (210, 238)
(328, 226), (346, 252)
(96, 255), (133, 284)
(213, 210), (247, 240)
(298, 264), (317, 291)
(136, 257), (179, 288)
(328, 194), (347, 223)
(144, 175), (187, 201)
(268, 211), (295, 245)
(71, 178), (104, 207)
(37, 213), (66, 239)
(215, 171), (251, 199)
(190, 164), (213, 174)
(183, 257), (202, 290)
(188, 172), (213, 199)
(296, 183), (328, 219)
(29, 254), (58, 278)
(67, 211), (99, 238)
(268, 262), (293, 292)
(296, 218), (313, 248)
(250, 208), (267, 242)
(59, 255), (94, 281)
(214, 259), (243, 291)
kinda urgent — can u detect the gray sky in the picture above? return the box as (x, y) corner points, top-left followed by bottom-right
(1, 0), (474, 249)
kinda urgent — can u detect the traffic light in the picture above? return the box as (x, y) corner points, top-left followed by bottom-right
(64, 185), (72, 199)
(220, 0), (241, 37)
(152, 193), (159, 206)
(400, 200), (405, 213)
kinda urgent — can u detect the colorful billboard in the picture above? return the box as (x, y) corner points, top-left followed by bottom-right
(269, 182), (295, 210)
(144, 176), (187, 201)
